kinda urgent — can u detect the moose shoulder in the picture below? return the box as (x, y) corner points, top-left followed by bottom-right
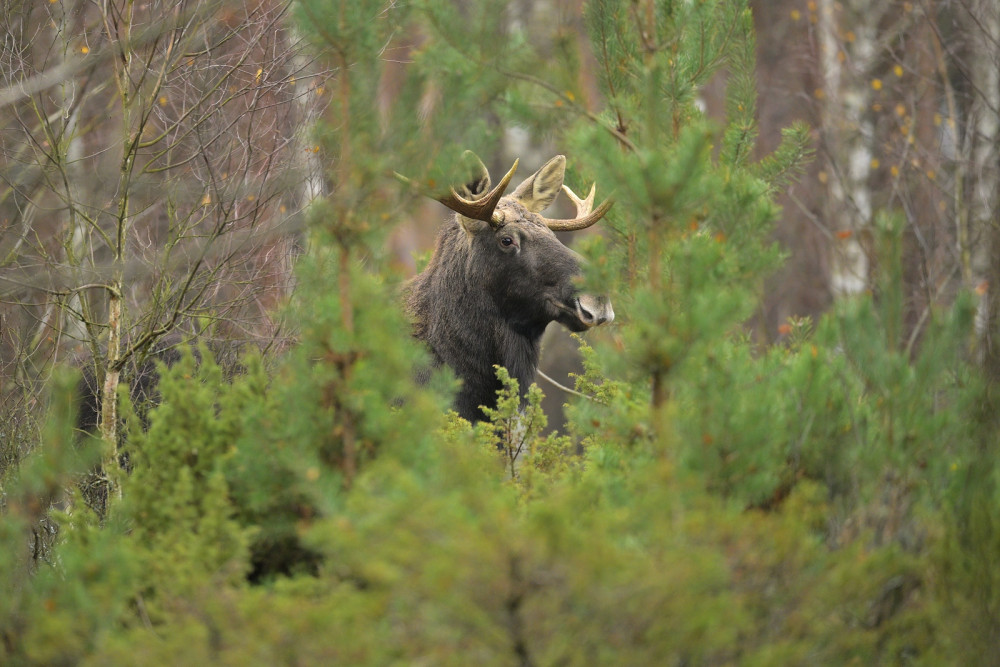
(403, 152), (614, 423)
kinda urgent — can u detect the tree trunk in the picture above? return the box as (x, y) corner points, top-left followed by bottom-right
(818, 0), (878, 297)
(968, 1), (1000, 384)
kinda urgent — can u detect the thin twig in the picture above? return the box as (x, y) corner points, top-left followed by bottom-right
(536, 369), (596, 402)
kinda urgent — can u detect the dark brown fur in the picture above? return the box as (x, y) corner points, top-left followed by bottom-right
(403, 155), (612, 422)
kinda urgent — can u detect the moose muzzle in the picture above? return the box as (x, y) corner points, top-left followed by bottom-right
(575, 294), (614, 328)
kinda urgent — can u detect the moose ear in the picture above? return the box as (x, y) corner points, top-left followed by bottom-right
(512, 155), (566, 213)
(453, 150), (492, 201)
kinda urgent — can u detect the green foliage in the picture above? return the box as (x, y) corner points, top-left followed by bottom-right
(121, 349), (251, 609)
(2, 1), (998, 664)
(940, 455), (1000, 664)
(477, 366), (573, 480)
(0, 371), (121, 664)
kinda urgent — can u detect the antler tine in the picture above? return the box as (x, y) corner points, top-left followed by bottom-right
(561, 183), (595, 217)
(542, 183), (613, 232)
(436, 159), (519, 227)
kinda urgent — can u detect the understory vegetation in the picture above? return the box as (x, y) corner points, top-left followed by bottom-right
(2, 1), (999, 664)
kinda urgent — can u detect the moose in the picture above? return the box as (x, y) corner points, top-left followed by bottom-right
(403, 152), (615, 423)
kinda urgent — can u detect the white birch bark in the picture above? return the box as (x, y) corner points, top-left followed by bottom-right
(965, 1), (1000, 358)
(968, 1), (999, 282)
(819, 0), (880, 297)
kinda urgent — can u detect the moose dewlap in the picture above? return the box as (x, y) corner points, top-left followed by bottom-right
(403, 152), (614, 422)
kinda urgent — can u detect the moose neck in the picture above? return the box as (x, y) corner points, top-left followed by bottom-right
(406, 222), (548, 423)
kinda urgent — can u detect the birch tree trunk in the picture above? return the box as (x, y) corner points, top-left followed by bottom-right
(967, 1), (1000, 381)
(817, 0), (881, 297)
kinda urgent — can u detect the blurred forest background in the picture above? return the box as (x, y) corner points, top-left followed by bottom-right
(1, 0), (999, 664)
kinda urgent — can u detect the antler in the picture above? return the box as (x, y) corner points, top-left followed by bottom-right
(435, 159), (519, 228)
(542, 183), (613, 232)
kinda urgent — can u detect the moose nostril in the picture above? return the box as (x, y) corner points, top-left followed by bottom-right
(575, 295), (613, 327)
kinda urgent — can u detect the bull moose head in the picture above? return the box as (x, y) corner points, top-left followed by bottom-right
(403, 151), (614, 423)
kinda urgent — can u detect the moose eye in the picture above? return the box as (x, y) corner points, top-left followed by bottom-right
(500, 235), (515, 247)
